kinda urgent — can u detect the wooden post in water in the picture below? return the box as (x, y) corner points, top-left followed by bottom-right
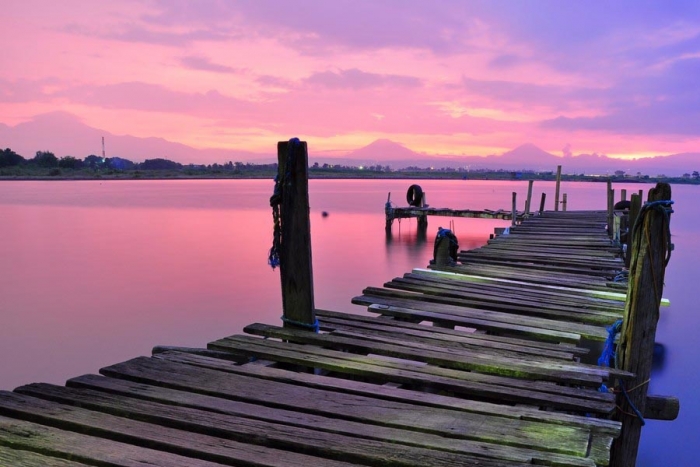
(276, 140), (316, 330)
(607, 180), (614, 238)
(610, 183), (673, 467)
(385, 192), (393, 231)
(554, 165), (562, 211)
(625, 193), (642, 268)
(621, 189), (627, 202)
(539, 193), (546, 214)
(524, 180), (534, 215)
(511, 192), (517, 226)
(562, 193), (567, 212)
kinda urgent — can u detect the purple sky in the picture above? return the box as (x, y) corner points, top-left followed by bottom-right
(2, 1), (700, 162)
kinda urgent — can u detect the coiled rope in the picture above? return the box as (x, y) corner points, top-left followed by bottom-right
(268, 138), (300, 269)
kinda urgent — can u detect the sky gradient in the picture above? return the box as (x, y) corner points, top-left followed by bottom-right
(2, 1), (700, 162)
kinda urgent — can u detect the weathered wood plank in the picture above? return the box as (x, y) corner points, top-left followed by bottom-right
(0, 447), (91, 467)
(0, 390), (520, 467)
(208, 337), (616, 412)
(155, 351), (621, 436)
(0, 414), (226, 467)
(243, 323), (630, 385)
(316, 309), (589, 356)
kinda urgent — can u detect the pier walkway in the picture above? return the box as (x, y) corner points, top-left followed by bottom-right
(0, 210), (638, 467)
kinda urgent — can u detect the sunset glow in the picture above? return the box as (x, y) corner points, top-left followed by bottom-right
(2, 1), (700, 163)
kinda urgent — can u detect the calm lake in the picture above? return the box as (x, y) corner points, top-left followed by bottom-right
(0, 179), (697, 466)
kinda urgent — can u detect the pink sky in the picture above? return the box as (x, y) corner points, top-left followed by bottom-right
(2, 1), (700, 161)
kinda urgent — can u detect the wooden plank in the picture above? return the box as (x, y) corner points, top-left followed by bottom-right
(156, 351), (618, 433)
(208, 337), (616, 413)
(384, 277), (622, 325)
(355, 294), (609, 342)
(317, 309), (589, 356)
(316, 314), (580, 360)
(243, 323), (629, 385)
(0, 447), (91, 467)
(0, 390), (516, 467)
(0, 414), (225, 467)
(54, 376), (601, 466)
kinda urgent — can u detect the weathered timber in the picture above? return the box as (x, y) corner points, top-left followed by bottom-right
(277, 139), (316, 329)
(610, 183), (673, 467)
(555, 165), (562, 211)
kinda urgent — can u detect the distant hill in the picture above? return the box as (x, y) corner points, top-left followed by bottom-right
(1, 112), (697, 175)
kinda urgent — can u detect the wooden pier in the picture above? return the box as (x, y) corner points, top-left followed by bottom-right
(0, 145), (678, 467)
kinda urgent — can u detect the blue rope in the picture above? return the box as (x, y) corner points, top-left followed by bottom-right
(598, 319), (623, 369)
(268, 138), (300, 269)
(280, 315), (320, 333)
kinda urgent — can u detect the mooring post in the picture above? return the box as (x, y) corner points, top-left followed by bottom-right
(607, 180), (614, 238)
(418, 191), (428, 229)
(385, 192), (393, 231)
(511, 192), (517, 226)
(562, 193), (567, 212)
(621, 189), (627, 202)
(625, 193), (642, 268)
(539, 192), (546, 214)
(554, 165), (562, 211)
(525, 180), (534, 215)
(609, 183), (673, 467)
(276, 140), (316, 330)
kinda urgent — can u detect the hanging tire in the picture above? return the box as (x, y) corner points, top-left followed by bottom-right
(406, 184), (423, 207)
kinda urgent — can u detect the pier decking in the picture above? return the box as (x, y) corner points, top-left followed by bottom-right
(0, 210), (645, 467)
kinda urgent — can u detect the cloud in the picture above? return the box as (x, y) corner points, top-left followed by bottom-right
(179, 55), (242, 74)
(304, 69), (422, 90)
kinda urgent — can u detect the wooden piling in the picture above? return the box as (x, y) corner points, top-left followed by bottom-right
(277, 140), (316, 329)
(625, 193), (642, 268)
(525, 180), (534, 215)
(562, 193), (567, 212)
(385, 192), (393, 231)
(607, 180), (614, 238)
(610, 183), (673, 467)
(539, 193), (546, 214)
(511, 192), (517, 226)
(554, 165), (562, 211)
(621, 189), (627, 203)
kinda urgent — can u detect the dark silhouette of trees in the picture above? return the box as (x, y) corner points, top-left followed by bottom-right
(33, 151), (58, 167)
(0, 148), (25, 167)
(139, 158), (182, 170)
(58, 156), (83, 169)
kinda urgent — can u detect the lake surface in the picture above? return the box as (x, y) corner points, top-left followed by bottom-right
(0, 178), (697, 466)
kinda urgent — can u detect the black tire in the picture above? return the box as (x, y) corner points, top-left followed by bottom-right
(406, 184), (423, 207)
(614, 200), (631, 210)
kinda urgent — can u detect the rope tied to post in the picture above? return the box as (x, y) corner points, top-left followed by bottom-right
(281, 315), (320, 333)
(597, 318), (647, 425)
(631, 199), (674, 267)
(268, 138), (301, 269)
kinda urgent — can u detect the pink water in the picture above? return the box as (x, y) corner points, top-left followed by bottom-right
(0, 179), (697, 466)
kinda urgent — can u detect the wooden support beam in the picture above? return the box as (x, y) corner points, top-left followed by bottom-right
(562, 193), (567, 212)
(525, 180), (534, 215)
(539, 193), (546, 215)
(607, 181), (614, 238)
(625, 194), (642, 268)
(620, 189), (627, 202)
(644, 395), (680, 421)
(554, 165), (562, 211)
(385, 192), (393, 231)
(276, 140), (316, 330)
(511, 192), (517, 226)
(610, 183), (673, 467)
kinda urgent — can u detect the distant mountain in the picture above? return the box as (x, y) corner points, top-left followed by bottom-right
(0, 112), (270, 164)
(0, 112), (697, 175)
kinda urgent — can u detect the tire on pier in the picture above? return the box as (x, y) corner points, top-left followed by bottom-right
(406, 184), (424, 207)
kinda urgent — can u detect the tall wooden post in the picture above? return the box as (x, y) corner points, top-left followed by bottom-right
(277, 140), (316, 330)
(562, 193), (567, 212)
(539, 193), (546, 214)
(511, 192), (517, 226)
(625, 193), (642, 268)
(610, 183), (672, 467)
(385, 192), (393, 231)
(607, 180), (614, 238)
(554, 165), (562, 211)
(621, 189), (627, 202)
(525, 180), (534, 215)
